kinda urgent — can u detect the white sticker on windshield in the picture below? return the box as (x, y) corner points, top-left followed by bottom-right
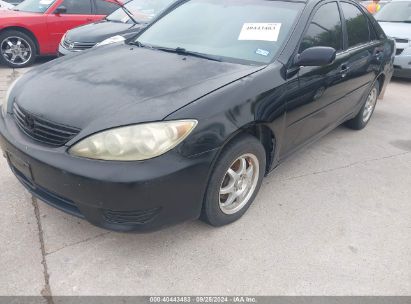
(39, 0), (53, 5)
(256, 49), (270, 56)
(238, 23), (282, 42)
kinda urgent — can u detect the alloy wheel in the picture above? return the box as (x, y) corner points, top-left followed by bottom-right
(362, 87), (378, 123)
(1, 36), (32, 66)
(219, 153), (260, 215)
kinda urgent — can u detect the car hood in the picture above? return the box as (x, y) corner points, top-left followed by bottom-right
(14, 44), (264, 138)
(379, 21), (411, 40)
(66, 20), (144, 43)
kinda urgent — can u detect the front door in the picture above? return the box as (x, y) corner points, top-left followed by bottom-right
(282, 1), (351, 156)
(46, 0), (101, 52)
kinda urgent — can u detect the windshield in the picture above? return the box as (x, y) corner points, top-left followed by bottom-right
(375, 1), (411, 22)
(106, 0), (174, 24)
(14, 0), (56, 13)
(135, 0), (303, 65)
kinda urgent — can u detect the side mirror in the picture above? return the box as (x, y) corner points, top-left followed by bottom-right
(295, 46), (336, 67)
(54, 6), (67, 14)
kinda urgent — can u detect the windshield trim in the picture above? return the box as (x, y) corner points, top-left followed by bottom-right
(128, 0), (305, 66)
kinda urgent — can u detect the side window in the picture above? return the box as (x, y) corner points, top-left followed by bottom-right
(341, 2), (370, 47)
(299, 2), (343, 53)
(60, 0), (92, 14)
(95, 0), (119, 15)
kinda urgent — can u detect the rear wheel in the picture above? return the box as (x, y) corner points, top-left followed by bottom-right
(201, 135), (266, 227)
(345, 81), (380, 130)
(0, 30), (36, 68)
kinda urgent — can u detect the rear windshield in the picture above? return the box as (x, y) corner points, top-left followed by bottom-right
(136, 0), (304, 64)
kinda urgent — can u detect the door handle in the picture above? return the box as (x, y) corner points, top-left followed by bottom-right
(374, 49), (384, 61)
(340, 64), (350, 78)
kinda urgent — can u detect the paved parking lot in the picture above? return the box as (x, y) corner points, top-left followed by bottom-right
(0, 61), (410, 298)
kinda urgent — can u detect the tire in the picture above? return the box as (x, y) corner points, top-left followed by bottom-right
(201, 134), (266, 227)
(345, 81), (380, 130)
(0, 30), (37, 68)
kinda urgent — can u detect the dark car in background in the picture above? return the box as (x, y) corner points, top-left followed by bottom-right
(58, 0), (175, 55)
(0, 0), (394, 232)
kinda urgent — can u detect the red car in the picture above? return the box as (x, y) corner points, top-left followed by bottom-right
(0, 0), (120, 68)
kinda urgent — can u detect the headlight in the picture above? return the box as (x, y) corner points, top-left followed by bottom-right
(68, 120), (198, 161)
(94, 35), (126, 48)
(60, 33), (67, 45)
(2, 76), (21, 117)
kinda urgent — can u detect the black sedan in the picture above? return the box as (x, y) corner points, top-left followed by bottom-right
(0, 0), (394, 232)
(58, 0), (175, 55)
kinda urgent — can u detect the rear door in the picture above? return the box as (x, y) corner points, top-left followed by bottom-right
(46, 0), (100, 52)
(282, 1), (352, 155)
(335, 1), (384, 116)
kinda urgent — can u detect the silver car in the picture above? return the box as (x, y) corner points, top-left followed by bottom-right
(376, 0), (411, 78)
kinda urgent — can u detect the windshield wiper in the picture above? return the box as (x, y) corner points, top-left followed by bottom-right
(130, 42), (222, 62)
(121, 6), (139, 24)
(108, 0), (139, 24)
(150, 46), (222, 62)
(129, 40), (152, 48)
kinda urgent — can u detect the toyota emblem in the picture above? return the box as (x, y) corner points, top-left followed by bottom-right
(24, 115), (35, 130)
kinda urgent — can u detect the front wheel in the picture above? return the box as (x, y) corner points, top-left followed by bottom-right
(201, 134), (266, 227)
(345, 81), (380, 130)
(0, 30), (36, 68)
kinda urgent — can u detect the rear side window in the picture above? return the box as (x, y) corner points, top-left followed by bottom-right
(341, 2), (370, 47)
(299, 2), (343, 53)
(95, 0), (118, 15)
(60, 0), (92, 14)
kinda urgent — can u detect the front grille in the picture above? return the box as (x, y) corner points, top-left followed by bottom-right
(395, 38), (409, 44)
(103, 208), (161, 225)
(62, 39), (96, 51)
(396, 49), (404, 56)
(13, 103), (80, 146)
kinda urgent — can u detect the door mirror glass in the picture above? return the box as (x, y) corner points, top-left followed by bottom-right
(55, 5), (67, 14)
(295, 46), (336, 66)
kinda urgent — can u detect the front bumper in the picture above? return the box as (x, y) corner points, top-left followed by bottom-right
(393, 52), (411, 79)
(0, 112), (217, 232)
(58, 43), (79, 57)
